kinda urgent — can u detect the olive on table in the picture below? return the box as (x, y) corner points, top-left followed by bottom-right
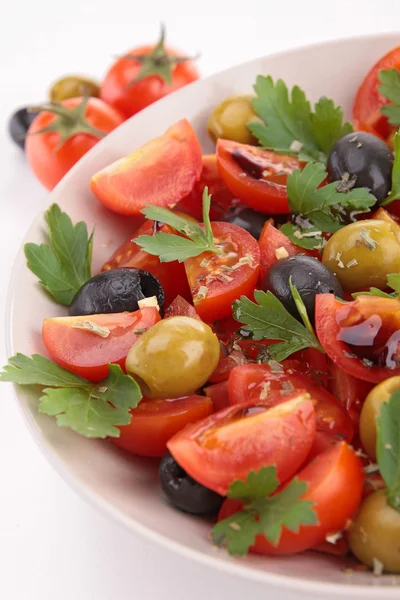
(327, 132), (393, 202)
(8, 107), (40, 150)
(68, 268), (165, 316)
(262, 255), (343, 323)
(159, 451), (223, 516)
(348, 490), (400, 573)
(225, 206), (267, 239)
(359, 376), (400, 460)
(125, 316), (220, 399)
(49, 75), (100, 103)
(207, 95), (259, 145)
(322, 219), (400, 293)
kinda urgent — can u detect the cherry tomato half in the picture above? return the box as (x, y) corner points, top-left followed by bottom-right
(167, 392), (316, 495)
(42, 308), (160, 381)
(112, 395), (213, 457)
(203, 381), (230, 411)
(216, 139), (302, 214)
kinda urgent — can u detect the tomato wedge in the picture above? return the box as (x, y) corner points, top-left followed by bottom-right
(102, 219), (192, 306)
(167, 392), (316, 495)
(315, 294), (400, 383)
(113, 395), (213, 457)
(90, 119), (202, 215)
(208, 348), (247, 383)
(327, 360), (374, 430)
(204, 381), (230, 411)
(218, 442), (364, 555)
(353, 45), (400, 140)
(216, 139), (302, 214)
(184, 222), (260, 322)
(164, 295), (200, 319)
(42, 308), (160, 381)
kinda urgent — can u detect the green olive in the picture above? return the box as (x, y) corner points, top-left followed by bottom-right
(360, 376), (400, 460)
(49, 75), (100, 103)
(207, 95), (259, 145)
(348, 490), (400, 573)
(322, 219), (400, 293)
(125, 316), (220, 399)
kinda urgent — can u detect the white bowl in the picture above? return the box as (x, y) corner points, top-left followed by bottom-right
(7, 32), (400, 600)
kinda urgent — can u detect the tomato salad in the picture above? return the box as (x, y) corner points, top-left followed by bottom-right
(5, 46), (400, 577)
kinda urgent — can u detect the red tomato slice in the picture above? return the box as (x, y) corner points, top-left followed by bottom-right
(208, 348), (247, 383)
(218, 442), (364, 555)
(203, 381), (230, 411)
(216, 139), (302, 214)
(42, 308), (160, 381)
(327, 360), (374, 430)
(228, 364), (354, 452)
(177, 154), (236, 220)
(315, 294), (400, 383)
(90, 119), (202, 216)
(113, 395), (213, 457)
(184, 222), (260, 322)
(167, 392), (316, 495)
(353, 45), (400, 140)
(164, 295), (200, 319)
(102, 219), (192, 306)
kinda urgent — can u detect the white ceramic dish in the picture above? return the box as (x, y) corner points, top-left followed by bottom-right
(7, 32), (400, 600)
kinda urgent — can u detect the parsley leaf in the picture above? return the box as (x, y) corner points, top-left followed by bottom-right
(24, 204), (93, 306)
(380, 129), (400, 206)
(233, 289), (323, 362)
(249, 76), (352, 163)
(135, 187), (223, 262)
(0, 354), (142, 438)
(280, 162), (376, 249)
(212, 467), (317, 556)
(376, 390), (400, 511)
(378, 69), (400, 126)
(353, 273), (400, 299)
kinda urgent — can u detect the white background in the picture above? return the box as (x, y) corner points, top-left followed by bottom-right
(0, 1), (399, 598)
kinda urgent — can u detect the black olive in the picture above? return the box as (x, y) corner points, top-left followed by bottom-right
(263, 255), (343, 323)
(8, 107), (40, 150)
(327, 132), (393, 202)
(68, 268), (165, 316)
(225, 206), (266, 239)
(159, 452), (224, 516)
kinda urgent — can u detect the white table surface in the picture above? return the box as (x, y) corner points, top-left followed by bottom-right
(1, 1), (400, 598)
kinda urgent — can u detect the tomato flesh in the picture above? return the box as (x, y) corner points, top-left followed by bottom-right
(204, 381), (230, 411)
(42, 308), (160, 381)
(167, 392), (316, 495)
(164, 295), (200, 319)
(113, 395), (213, 457)
(90, 119), (202, 216)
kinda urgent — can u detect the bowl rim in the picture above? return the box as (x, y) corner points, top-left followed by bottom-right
(6, 30), (400, 597)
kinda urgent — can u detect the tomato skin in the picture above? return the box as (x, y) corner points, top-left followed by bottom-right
(164, 295), (200, 319)
(315, 294), (400, 383)
(209, 349), (247, 383)
(102, 220), (192, 306)
(100, 45), (199, 119)
(184, 222), (260, 323)
(113, 395), (213, 457)
(327, 360), (374, 430)
(218, 442), (364, 555)
(90, 119), (202, 216)
(42, 308), (160, 381)
(26, 97), (124, 190)
(353, 46), (400, 140)
(216, 139), (302, 214)
(167, 392), (316, 495)
(204, 381), (230, 411)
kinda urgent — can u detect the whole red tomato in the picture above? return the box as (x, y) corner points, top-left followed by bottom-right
(26, 97), (124, 190)
(100, 26), (199, 119)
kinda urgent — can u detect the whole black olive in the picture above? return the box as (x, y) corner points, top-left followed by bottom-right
(159, 452), (224, 516)
(327, 132), (393, 202)
(8, 107), (40, 150)
(263, 255), (343, 323)
(225, 206), (267, 239)
(68, 268), (165, 316)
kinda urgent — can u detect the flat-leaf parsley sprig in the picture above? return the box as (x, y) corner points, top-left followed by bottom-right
(212, 466), (317, 556)
(380, 129), (400, 207)
(376, 389), (400, 511)
(0, 354), (142, 438)
(378, 69), (400, 127)
(135, 187), (223, 262)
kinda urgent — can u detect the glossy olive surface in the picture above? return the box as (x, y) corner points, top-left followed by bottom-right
(348, 490), (400, 573)
(225, 206), (267, 239)
(8, 107), (40, 150)
(207, 95), (258, 145)
(68, 268), (165, 316)
(322, 219), (400, 293)
(49, 75), (100, 102)
(263, 255), (343, 323)
(327, 132), (393, 202)
(360, 376), (400, 460)
(125, 316), (220, 398)
(159, 451), (223, 516)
